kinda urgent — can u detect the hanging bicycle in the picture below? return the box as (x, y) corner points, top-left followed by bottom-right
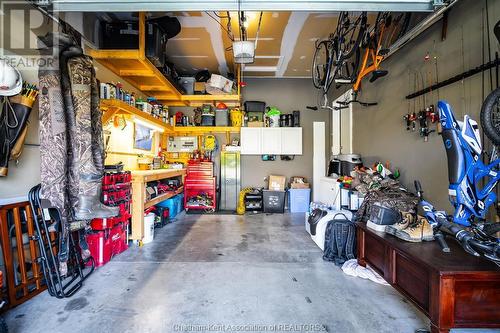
(312, 11), (367, 109)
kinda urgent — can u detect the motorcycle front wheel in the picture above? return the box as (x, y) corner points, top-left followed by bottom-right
(480, 87), (500, 146)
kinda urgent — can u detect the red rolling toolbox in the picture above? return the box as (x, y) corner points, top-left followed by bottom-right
(184, 160), (216, 212)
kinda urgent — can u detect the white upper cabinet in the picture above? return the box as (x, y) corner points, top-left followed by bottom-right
(240, 127), (303, 155)
(281, 127), (302, 155)
(261, 128), (282, 154)
(240, 128), (262, 154)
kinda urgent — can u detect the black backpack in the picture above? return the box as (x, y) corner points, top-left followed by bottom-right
(323, 213), (356, 266)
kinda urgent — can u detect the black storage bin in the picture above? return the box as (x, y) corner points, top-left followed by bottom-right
(244, 101), (266, 112)
(263, 190), (286, 213)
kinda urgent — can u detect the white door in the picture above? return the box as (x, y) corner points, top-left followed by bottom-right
(240, 128), (262, 155)
(261, 128), (281, 154)
(313, 122), (326, 201)
(281, 128), (302, 155)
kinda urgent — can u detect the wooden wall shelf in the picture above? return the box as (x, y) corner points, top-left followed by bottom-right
(172, 126), (241, 134)
(100, 99), (173, 132)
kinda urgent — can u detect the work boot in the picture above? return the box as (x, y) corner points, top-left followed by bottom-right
(419, 216), (434, 241)
(74, 194), (119, 220)
(395, 215), (433, 242)
(386, 211), (413, 236)
(74, 176), (119, 220)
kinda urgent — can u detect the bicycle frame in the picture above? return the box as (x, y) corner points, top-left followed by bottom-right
(353, 23), (386, 93)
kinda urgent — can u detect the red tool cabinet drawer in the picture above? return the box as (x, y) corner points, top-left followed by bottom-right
(185, 178), (215, 188)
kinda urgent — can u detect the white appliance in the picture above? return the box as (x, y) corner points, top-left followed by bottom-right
(316, 176), (341, 209)
(305, 209), (353, 251)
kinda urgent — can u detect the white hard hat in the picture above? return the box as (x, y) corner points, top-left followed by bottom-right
(0, 59), (22, 96)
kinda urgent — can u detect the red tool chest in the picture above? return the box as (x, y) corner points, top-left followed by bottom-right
(184, 160), (216, 212)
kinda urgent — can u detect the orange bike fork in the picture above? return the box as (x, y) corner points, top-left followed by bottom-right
(353, 50), (385, 92)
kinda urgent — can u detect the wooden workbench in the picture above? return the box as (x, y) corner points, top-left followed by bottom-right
(130, 169), (186, 241)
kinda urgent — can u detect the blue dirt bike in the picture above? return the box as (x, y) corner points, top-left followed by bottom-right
(415, 94), (500, 265)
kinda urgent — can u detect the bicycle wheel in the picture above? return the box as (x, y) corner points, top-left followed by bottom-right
(480, 87), (500, 146)
(337, 11), (367, 60)
(382, 12), (412, 49)
(312, 40), (332, 89)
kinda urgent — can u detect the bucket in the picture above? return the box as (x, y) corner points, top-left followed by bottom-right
(143, 213), (155, 244)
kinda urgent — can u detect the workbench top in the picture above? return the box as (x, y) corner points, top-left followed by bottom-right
(131, 168), (186, 183)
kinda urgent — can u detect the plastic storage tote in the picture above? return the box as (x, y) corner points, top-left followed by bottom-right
(157, 197), (178, 219)
(288, 188), (311, 213)
(215, 109), (229, 126)
(176, 193), (185, 213)
(263, 190), (286, 213)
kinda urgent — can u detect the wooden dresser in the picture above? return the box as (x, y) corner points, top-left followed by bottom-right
(356, 222), (500, 333)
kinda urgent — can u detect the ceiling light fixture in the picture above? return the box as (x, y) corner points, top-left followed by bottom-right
(233, 40), (255, 64)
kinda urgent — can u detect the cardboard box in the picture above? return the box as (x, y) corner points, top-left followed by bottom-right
(247, 121), (263, 127)
(194, 82), (206, 93)
(290, 182), (310, 189)
(290, 176), (309, 189)
(269, 175), (286, 191)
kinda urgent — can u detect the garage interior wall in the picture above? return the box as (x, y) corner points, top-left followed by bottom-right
(0, 10), (144, 202)
(351, 0), (500, 210)
(0, 11), (45, 202)
(240, 78), (331, 188)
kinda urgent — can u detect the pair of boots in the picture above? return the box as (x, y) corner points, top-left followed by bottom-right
(386, 212), (434, 242)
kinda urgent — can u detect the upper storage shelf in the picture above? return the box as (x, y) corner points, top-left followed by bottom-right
(100, 99), (173, 132)
(87, 13), (240, 107)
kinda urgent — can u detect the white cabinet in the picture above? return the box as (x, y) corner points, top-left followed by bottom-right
(240, 128), (262, 154)
(281, 127), (302, 155)
(261, 128), (281, 154)
(240, 127), (303, 155)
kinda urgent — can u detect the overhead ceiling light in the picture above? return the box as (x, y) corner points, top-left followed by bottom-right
(233, 41), (255, 64)
(133, 117), (165, 133)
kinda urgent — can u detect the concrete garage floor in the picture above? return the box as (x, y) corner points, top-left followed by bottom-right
(4, 213), (495, 333)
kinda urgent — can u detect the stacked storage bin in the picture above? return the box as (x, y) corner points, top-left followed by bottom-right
(86, 171), (131, 267)
(184, 161), (216, 212)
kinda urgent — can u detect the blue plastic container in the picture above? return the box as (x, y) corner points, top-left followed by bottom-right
(288, 188), (311, 213)
(157, 197), (178, 219)
(176, 193), (184, 213)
